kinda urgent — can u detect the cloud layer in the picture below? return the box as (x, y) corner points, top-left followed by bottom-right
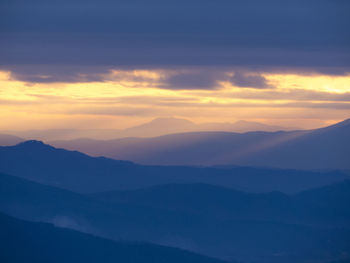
(1, 0), (349, 79)
(1, 0), (349, 129)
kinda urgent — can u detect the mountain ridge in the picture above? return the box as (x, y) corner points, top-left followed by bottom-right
(1, 117), (294, 141)
(2, 172), (350, 262)
(49, 118), (350, 169)
(0, 141), (346, 193)
(0, 212), (226, 263)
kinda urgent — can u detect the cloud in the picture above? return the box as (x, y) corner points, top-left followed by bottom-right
(161, 70), (226, 90)
(230, 72), (273, 89)
(0, 0), (349, 77)
(218, 89), (350, 102)
(5, 65), (110, 83)
(68, 106), (162, 117)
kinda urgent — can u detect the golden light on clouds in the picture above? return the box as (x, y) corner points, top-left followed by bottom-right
(1, 69), (350, 130)
(265, 73), (350, 94)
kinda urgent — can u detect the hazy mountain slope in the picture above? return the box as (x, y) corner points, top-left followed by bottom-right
(239, 118), (350, 169)
(198, 119), (288, 133)
(1, 173), (350, 263)
(0, 134), (24, 146)
(0, 212), (225, 263)
(0, 141), (346, 193)
(91, 181), (350, 226)
(50, 130), (306, 165)
(0, 172), (208, 245)
(120, 118), (289, 137)
(295, 180), (350, 218)
(4, 172), (348, 228)
(0, 174), (199, 238)
(0, 128), (126, 141)
(3, 117), (290, 141)
(120, 117), (196, 137)
(92, 183), (299, 223)
(51, 118), (350, 169)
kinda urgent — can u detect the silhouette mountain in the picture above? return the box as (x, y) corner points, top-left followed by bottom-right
(0, 212), (225, 263)
(1, 172), (350, 263)
(0, 141), (346, 193)
(50, 118), (350, 169)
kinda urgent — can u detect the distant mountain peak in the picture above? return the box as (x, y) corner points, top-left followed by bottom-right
(122, 117), (196, 137)
(234, 120), (257, 124)
(146, 117), (194, 125)
(16, 140), (53, 149)
(17, 140), (45, 145)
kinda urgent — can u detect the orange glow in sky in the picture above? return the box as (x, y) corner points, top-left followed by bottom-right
(1, 70), (350, 130)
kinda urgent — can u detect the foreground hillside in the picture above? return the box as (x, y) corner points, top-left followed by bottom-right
(0, 212), (225, 263)
(1, 173), (350, 263)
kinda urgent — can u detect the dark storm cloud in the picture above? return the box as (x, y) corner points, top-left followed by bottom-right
(230, 72), (273, 89)
(5, 65), (110, 83)
(0, 0), (349, 84)
(162, 71), (227, 90)
(161, 70), (274, 90)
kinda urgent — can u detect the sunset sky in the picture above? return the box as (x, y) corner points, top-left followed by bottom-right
(1, 0), (349, 130)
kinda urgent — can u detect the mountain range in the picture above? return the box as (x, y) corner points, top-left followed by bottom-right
(50, 118), (350, 169)
(1, 117), (291, 141)
(0, 140), (346, 193)
(1, 118), (349, 263)
(0, 212), (225, 263)
(1, 172), (350, 262)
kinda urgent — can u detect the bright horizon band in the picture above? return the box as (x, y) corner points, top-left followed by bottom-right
(0, 69), (349, 130)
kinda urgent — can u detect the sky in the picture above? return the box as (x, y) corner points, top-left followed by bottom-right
(1, 0), (350, 130)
